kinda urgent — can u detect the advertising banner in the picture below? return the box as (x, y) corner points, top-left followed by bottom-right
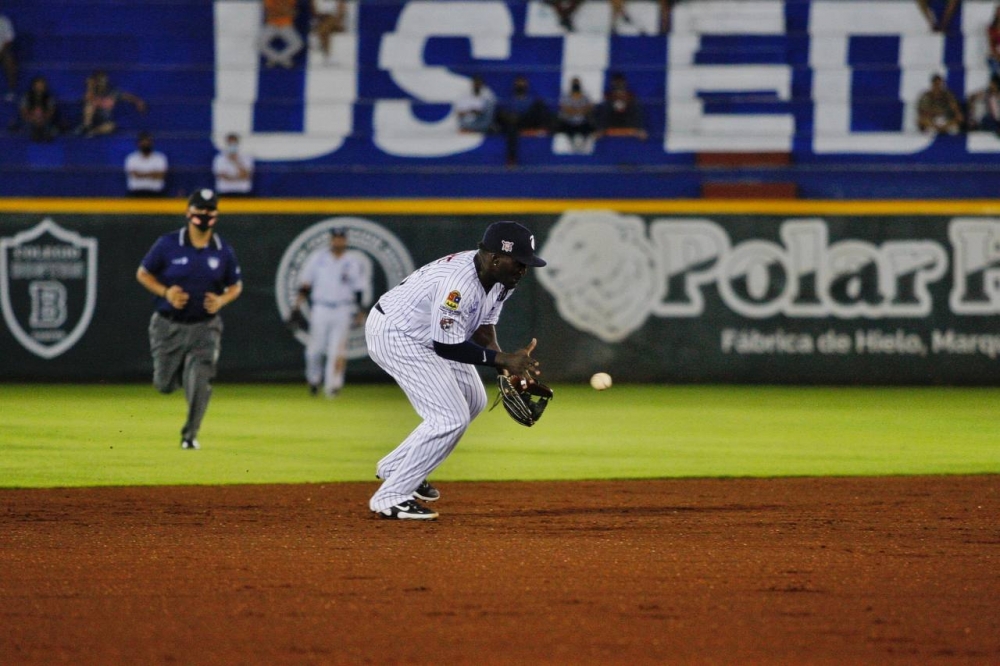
(2, 209), (998, 384)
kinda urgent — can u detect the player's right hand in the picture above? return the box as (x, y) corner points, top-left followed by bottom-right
(497, 338), (541, 380)
(165, 285), (189, 309)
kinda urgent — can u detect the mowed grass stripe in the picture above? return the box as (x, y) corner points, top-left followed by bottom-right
(1, 384), (997, 488)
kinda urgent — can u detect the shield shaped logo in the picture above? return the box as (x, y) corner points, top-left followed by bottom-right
(1, 219), (98, 359)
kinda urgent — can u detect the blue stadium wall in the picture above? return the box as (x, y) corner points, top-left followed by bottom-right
(1, 0), (1000, 199)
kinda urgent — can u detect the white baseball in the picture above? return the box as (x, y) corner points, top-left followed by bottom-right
(590, 372), (612, 391)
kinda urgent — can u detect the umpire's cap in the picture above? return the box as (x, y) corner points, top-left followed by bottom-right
(188, 188), (218, 210)
(482, 221), (546, 267)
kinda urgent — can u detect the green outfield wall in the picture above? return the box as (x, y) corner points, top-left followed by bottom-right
(2, 200), (999, 384)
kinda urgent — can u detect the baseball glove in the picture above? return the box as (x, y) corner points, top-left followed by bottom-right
(490, 374), (553, 427)
(285, 306), (309, 334)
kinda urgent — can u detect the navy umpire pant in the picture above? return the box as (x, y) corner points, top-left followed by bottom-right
(148, 312), (223, 442)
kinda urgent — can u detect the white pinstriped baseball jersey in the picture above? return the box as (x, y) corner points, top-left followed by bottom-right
(377, 250), (509, 347)
(299, 249), (367, 307)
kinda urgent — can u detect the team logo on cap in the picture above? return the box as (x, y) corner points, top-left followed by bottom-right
(501, 240), (513, 253)
(444, 290), (461, 310)
(201, 189), (214, 199)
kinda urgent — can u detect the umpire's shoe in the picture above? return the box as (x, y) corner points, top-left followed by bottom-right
(415, 480), (440, 502)
(375, 500), (438, 520)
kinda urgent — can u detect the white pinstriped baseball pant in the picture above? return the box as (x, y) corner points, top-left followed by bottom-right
(305, 303), (352, 394)
(365, 307), (487, 513)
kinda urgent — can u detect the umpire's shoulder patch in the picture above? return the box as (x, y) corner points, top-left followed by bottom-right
(443, 290), (461, 310)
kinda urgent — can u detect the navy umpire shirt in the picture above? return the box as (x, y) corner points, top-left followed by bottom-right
(141, 228), (242, 322)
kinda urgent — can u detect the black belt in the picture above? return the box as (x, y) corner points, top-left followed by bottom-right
(158, 311), (214, 325)
(374, 302), (385, 315)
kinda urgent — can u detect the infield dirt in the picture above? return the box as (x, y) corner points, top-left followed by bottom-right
(2, 476), (998, 664)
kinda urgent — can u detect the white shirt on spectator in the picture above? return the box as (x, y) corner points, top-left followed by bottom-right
(455, 87), (496, 118)
(124, 150), (168, 193)
(212, 151), (255, 194)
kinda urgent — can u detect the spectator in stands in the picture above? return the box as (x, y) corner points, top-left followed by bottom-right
(596, 72), (647, 140)
(660, 0), (677, 34)
(917, 74), (964, 135)
(213, 133), (255, 196)
(987, 4), (1000, 79)
(966, 75), (1000, 134)
(311, 0), (346, 63)
(610, 0), (677, 34)
(259, 0), (304, 69)
(124, 131), (169, 197)
(0, 11), (17, 101)
(18, 76), (58, 142)
(610, 0), (637, 33)
(76, 70), (147, 138)
(545, 0), (583, 32)
(555, 76), (596, 152)
(496, 75), (554, 166)
(455, 75), (497, 133)
(916, 0), (960, 32)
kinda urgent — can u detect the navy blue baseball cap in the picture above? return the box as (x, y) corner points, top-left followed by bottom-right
(188, 188), (218, 210)
(482, 221), (546, 267)
(330, 227), (347, 237)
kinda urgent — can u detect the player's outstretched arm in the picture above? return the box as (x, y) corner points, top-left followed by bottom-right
(471, 324), (500, 352)
(432, 334), (540, 377)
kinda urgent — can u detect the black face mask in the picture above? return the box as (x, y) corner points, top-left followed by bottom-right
(191, 213), (215, 230)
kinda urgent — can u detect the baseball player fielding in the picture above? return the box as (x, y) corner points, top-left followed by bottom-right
(590, 372), (612, 390)
(365, 220), (547, 520)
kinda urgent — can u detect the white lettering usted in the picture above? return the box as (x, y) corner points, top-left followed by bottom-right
(209, 0), (973, 160)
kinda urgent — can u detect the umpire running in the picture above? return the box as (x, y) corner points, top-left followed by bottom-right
(135, 188), (243, 449)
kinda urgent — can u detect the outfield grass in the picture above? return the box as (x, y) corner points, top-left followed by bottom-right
(1, 383), (998, 488)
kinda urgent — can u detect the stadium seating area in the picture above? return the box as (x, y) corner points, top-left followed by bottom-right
(1, 0), (999, 198)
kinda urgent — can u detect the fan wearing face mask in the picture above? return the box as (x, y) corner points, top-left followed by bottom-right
(135, 189), (244, 450)
(124, 131), (169, 197)
(212, 133), (255, 196)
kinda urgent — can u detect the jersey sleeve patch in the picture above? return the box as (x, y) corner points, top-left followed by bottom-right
(443, 290), (461, 311)
(439, 317), (456, 331)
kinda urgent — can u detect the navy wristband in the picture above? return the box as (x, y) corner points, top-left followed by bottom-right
(433, 340), (498, 367)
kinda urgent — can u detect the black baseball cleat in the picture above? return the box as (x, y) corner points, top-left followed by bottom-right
(414, 480), (440, 502)
(375, 500), (438, 520)
(375, 475), (441, 503)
